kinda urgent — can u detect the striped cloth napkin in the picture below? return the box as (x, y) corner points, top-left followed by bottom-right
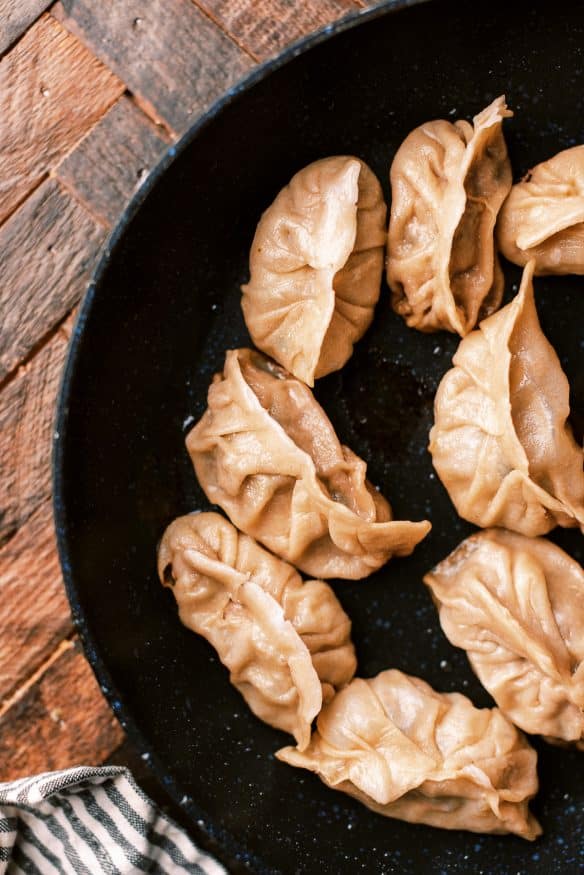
(0, 766), (225, 874)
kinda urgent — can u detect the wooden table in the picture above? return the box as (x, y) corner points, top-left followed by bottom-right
(0, 0), (378, 802)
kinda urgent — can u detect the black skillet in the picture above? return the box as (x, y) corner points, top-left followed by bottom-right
(53, 0), (584, 871)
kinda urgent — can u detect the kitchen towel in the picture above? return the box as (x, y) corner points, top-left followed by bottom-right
(0, 766), (225, 874)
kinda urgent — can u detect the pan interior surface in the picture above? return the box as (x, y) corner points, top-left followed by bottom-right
(55, 0), (584, 871)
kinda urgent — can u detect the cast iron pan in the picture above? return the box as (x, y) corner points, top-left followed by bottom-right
(53, 0), (584, 871)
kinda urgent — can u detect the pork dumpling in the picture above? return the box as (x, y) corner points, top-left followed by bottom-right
(498, 145), (584, 274)
(387, 96), (512, 335)
(186, 349), (430, 579)
(424, 530), (584, 750)
(241, 156), (386, 386)
(429, 260), (584, 535)
(277, 669), (541, 839)
(158, 512), (357, 749)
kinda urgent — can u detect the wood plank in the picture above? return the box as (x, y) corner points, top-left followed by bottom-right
(0, 0), (53, 55)
(0, 178), (105, 383)
(57, 95), (168, 227)
(0, 14), (123, 224)
(0, 328), (68, 545)
(0, 500), (72, 703)
(195, 0), (362, 61)
(53, 0), (253, 136)
(0, 639), (124, 779)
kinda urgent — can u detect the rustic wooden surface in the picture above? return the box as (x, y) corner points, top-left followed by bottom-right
(0, 0), (366, 792)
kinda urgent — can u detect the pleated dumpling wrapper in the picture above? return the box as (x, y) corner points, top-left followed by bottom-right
(186, 350), (430, 579)
(158, 512), (357, 750)
(498, 144), (584, 274)
(277, 669), (541, 839)
(387, 96), (513, 335)
(424, 530), (584, 750)
(429, 261), (584, 536)
(241, 156), (386, 386)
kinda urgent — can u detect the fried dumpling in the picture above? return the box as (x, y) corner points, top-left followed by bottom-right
(498, 145), (584, 274)
(277, 669), (541, 839)
(387, 96), (512, 335)
(241, 156), (386, 386)
(158, 512), (357, 749)
(425, 530), (584, 750)
(186, 349), (430, 579)
(429, 261), (584, 535)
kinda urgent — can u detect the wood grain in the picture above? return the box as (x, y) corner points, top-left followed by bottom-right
(0, 0), (53, 55)
(195, 0), (362, 60)
(0, 500), (72, 703)
(0, 14), (123, 224)
(0, 639), (124, 780)
(0, 328), (68, 545)
(53, 0), (253, 136)
(0, 178), (105, 383)
(57, 95), (168, 227)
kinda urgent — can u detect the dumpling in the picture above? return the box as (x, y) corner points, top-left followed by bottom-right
(277, 669), (541, 839)
(424, 530), (584, 750)
(241, 156), (386, 386)
(186, 349), (430, 579)
(158, 512), (357, 749)
(429, 260), (584, 535)
(498, 145), (584, 274)
(387, 96), (513, 335)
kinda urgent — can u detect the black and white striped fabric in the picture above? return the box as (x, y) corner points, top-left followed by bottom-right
(0, 766), (225, 874)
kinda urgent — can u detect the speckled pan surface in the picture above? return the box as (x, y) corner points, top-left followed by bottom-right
(53, 0), (584, 871)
